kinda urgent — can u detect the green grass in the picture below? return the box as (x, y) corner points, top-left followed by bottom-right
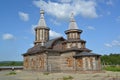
(43, 72), (50, 75)
(103, 65), (120, 72)
(6, 71), (17, 75)
(62, 75), (73, 80)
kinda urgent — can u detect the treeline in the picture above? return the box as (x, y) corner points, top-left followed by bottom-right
(101, 53), (120, 65)
(0, 61), (23, 66)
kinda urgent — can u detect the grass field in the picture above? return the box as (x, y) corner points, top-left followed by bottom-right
(0, 70), (120, 80)
(103, 65), (120, 72)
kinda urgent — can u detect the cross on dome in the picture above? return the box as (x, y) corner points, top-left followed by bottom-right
(38, 9), (47, 27)
(68, 13), (79, 30)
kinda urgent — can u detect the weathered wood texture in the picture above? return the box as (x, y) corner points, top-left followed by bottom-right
(23, 51), (101, 72)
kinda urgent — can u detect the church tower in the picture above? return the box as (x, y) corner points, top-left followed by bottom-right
(34, 10), (50, 46)
(65, 13), (82, 40)
(23, 9), (101, 72)
(65, 13), (87, 49)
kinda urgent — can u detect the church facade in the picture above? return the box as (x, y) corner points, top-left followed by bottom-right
(22, 10), (101, 72)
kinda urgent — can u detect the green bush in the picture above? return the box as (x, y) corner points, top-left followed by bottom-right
(43, 72), (50, 75)
(103, 66), (120, 72)
(101, 54), (120, 65)
(0, 61), (23, 66)
(63, 75), (73, 80)
(6, 71), (17, 75)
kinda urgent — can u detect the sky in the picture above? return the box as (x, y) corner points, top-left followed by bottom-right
(0, 0), (120, 61)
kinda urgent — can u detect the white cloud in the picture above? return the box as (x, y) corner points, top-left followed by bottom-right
(31, 25), (37, 34)
(33, 0), (98, 19)
(107, 11), (111, 15)
(31, 25), (62, 39)
(112, 40), (120, 46)
(59, 0), (72, 3)
(50, 30), (62, 39)
(87, 26), (95, 30)
(105, 40), (120, 48)
(30, 43), (34, 47)
(116, 16), (120, 22)
(50, 19), (60, 25)
(104, 43), (112, 47)
(18, 11), (29, 21)
(23, 37), (28, 39)
(2, 33), (15, 40)
(106, 0), (113, 5)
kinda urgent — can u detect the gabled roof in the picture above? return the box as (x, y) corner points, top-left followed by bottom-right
(26, 44), (45, 54)
(23, 37), (65, 55)
(45, 37), (65, 48)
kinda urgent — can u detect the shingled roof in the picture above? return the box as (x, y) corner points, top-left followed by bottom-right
(73, 52), (101, 57)
(37, 10), (47, 27)
(23, 37), (65, 55)
(68, 13), (78, 30)
(25, 45), (45, 54)
(45, 37), (65, 48)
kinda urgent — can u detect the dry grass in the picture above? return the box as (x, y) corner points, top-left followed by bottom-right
(0, 70), (119, 80)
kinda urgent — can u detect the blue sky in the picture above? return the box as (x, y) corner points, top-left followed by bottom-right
(0, 0), (120, 61)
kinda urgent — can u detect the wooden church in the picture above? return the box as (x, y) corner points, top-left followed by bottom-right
(22, 9), (101, 72)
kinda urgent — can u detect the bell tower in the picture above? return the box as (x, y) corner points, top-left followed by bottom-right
(34, 9), (50, 46)
(65, 13), (82, 40)
(64, 13), (88, 49)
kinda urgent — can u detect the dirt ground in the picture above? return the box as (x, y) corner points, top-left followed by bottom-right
(0, 70), (120, 80)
